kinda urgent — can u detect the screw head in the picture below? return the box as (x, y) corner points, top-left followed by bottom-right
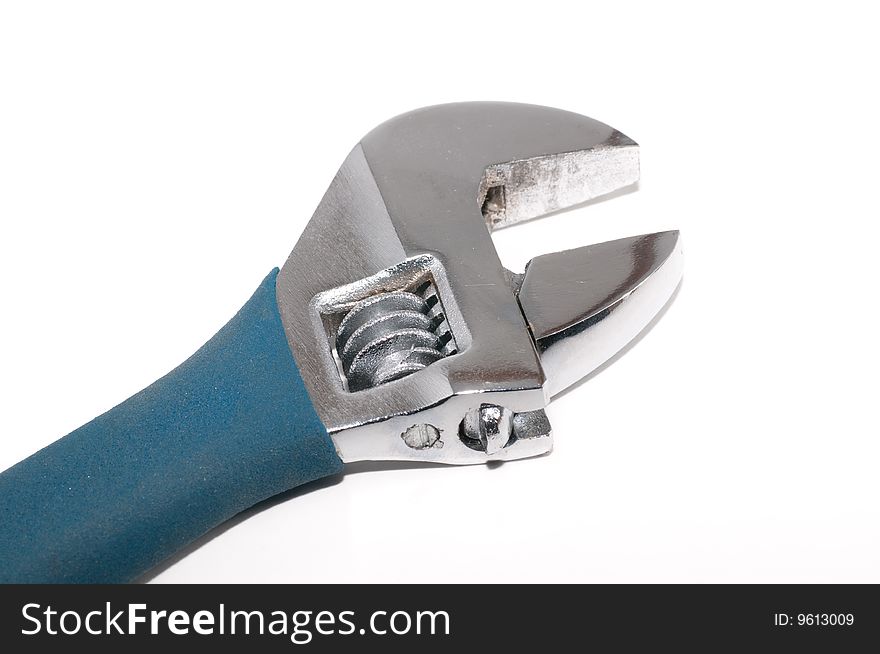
(460, 404), (513, 455)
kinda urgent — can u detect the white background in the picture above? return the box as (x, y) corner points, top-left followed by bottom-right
(1, 2), (877, 583)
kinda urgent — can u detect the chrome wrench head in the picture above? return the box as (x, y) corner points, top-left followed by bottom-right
(276, 102), (682, 464)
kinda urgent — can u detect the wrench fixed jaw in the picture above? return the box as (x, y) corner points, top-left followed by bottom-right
(479, 134), (638, 231)
(276, 102), (678, 465)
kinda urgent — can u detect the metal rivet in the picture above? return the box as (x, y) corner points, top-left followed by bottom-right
(401, 424), (443, 450)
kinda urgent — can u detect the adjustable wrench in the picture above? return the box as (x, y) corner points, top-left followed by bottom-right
(0, 102), (682, 582)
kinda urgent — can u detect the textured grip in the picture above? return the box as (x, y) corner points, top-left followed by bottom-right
(0, 269), (343, 583)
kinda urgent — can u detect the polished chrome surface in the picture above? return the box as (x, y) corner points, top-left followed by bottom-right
(275, 102), (677, 464)
(518, 231), (684, 397)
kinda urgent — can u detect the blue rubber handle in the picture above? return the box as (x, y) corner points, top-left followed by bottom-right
(0, 269), (343, 583)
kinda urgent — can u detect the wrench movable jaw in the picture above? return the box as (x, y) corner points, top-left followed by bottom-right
(518, 230), (684, 397)
(276, 102), (678, 465)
